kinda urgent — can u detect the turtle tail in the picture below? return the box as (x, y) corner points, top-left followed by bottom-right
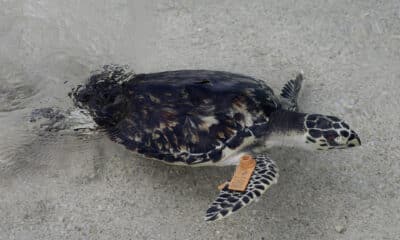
(70, 65), (134, 127)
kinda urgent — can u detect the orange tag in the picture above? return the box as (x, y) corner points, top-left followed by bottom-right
(227, 155), (256, 192)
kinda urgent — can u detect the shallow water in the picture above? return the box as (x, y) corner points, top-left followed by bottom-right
(0, 0), (156, 172)
(1, 1), (400, 239)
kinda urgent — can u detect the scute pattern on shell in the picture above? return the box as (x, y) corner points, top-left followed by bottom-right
(74, 67), (281, 164)
(205, 155), (278, 221)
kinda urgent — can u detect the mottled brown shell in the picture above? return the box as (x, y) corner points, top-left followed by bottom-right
(74, 67), (281, 164)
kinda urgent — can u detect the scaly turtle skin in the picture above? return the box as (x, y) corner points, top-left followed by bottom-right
(72, 65), (361, 221)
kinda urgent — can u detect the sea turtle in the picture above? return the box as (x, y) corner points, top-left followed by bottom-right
(71, 65), (361, 221)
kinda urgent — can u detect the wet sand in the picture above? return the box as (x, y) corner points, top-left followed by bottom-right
(1, 1), (400, 239)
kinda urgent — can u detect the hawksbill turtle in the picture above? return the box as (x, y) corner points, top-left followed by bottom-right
(70, 65), (361, 221)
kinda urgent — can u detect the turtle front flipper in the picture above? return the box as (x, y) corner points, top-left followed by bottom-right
(280, 73), (303, 111)
(205, 155), (279, 221)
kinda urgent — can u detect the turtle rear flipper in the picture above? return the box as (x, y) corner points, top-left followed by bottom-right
(280, 73), (303, 111)
(205, 155), (278, 221)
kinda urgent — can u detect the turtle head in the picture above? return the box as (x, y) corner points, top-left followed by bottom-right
(303, 113), (361, 150)
(267, 110), (361, 150)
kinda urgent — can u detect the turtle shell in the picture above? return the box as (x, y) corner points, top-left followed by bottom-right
(74, 68), (281, 165)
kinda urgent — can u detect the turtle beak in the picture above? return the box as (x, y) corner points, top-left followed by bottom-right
(347, 131), (361, 147)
